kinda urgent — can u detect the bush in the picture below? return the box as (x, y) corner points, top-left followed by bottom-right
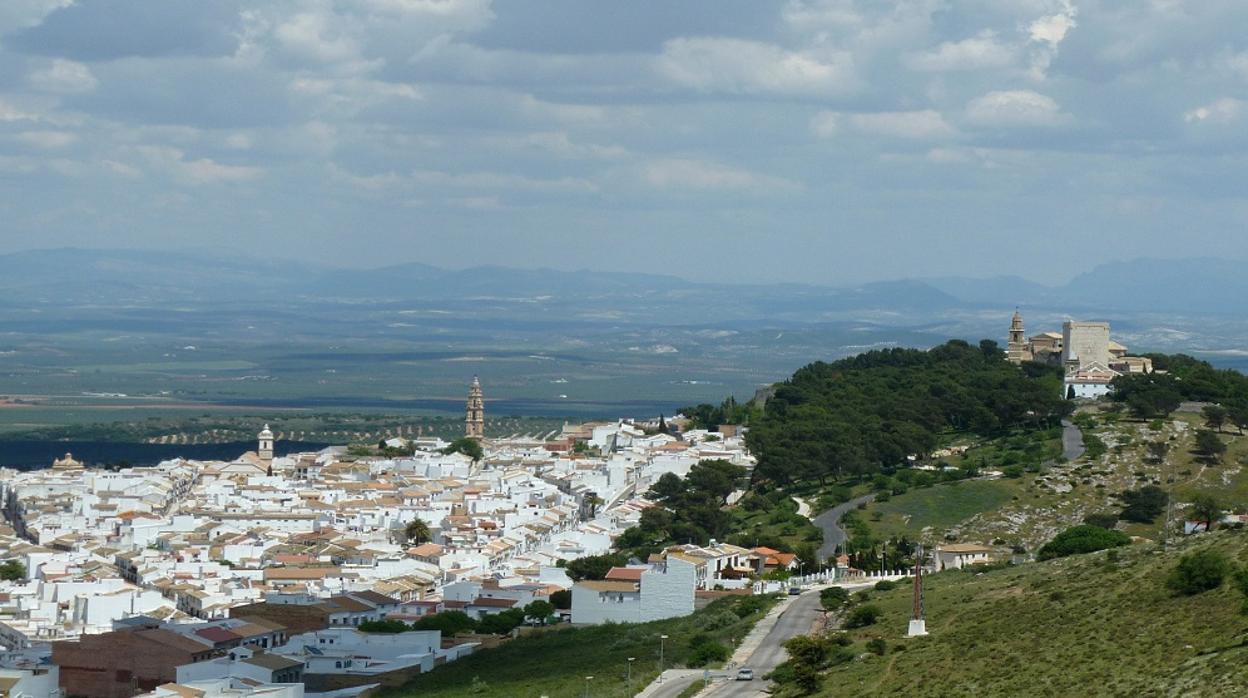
(1233, 567), (1248, 614)
(846, 604), (882, 628)
(874, 580), (897, 591)
(1166, 550), (1231, 596)
(1037, 525), (1131, 561)
(549, 589), (571, 610)
(1082, 512), (1120, 529)
(820, 586), (850, 611)
(687, 634), (730, 667)
(1117, 485), (1168, 524)
(866, 637), (887, 656)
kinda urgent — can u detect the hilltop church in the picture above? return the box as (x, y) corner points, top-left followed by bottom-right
(1006, 311), (1153, 398)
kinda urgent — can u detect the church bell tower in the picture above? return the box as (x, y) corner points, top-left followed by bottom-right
(466, 376), (484, 441)
(258, 424), (274, 461)
(1007, 310), (1029, 364)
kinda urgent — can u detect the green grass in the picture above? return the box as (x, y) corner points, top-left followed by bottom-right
(815, 530), (1248, 697)
(378, 595), (779, 698)
(862, 479), (1018, 541)
(729, 495), (823, 551)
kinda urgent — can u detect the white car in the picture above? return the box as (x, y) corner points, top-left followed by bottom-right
(736, 668), (754, 681)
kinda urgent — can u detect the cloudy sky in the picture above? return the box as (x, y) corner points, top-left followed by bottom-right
(1, 1), (1245, 284)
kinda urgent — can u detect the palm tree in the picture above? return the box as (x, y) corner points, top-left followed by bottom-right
(404, 518), (432, 545)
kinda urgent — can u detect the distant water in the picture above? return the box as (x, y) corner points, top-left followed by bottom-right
(208, 396), (688, 418)
(1205, 355), (1248, 373)
(0, 441), (331, 470)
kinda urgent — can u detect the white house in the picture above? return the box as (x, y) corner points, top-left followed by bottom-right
(570, 557), (696, 625)
(934, 544), (995, 571)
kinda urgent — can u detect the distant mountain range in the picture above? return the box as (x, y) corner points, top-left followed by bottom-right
(0, 247), (1242, 317)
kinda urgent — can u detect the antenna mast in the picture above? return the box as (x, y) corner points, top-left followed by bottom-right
(907, 544), (928, 637)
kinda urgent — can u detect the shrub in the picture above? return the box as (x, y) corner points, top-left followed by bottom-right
(1233, 567), (1248, 614)
(1117, 485), (1168, 524)
(820, 586), (850, 611)
(866, 638), (887, 656)
(1037, 525), (1131, 561)
(1083, 512), (1120, 529)
(1166, 550), (1231, 596)
(874, 580), (897, 591)
(846, 604), (882, 628)
(687, 634), (729, 667)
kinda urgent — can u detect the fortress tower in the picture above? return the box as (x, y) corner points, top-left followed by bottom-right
(466, 376), (484, 441)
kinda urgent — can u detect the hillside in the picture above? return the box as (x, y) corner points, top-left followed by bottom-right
(376, 594), (777, 698)
(817, 531), (1248, 697)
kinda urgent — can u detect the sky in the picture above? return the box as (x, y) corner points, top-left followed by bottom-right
(0, 0), (1246, 285)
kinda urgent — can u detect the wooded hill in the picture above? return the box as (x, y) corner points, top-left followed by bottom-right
(746, 340), (1071, 486)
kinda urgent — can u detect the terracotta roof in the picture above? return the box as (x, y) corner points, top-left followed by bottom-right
(579, 580), (639, 593)
(604, 567), (645, 582)
(194, 627), (242, 644)
(469, 597), (518, 608)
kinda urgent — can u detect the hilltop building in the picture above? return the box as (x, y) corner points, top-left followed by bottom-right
(1006, 312), (1154, 399)
(466, 376), (484, 441)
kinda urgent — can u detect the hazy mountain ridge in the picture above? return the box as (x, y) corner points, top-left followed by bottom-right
(0, 248), (1243, 318)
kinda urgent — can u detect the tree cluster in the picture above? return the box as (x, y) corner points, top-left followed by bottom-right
(377, 603), (558, 637)
(747, 340), (1071, 486)
(679, 396), (757, 431)
(1037, 525), (1132, 561)
(1112, 354), (1248, 426)
(614, 460), (746, 554)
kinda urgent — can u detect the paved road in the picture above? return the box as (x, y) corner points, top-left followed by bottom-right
(708, 590), (823, 698)
(814, 494), (875, 561)
(1061, 419), (1085, 461)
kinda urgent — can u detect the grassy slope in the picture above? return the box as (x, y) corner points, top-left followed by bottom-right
(377, 596), (777, 698)
(820, 531), (1248, 697)
(849, 410), (1248, 553)
(864, 479), (1017, 542)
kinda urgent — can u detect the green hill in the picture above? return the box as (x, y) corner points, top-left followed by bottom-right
(815, 531), (1248, 697)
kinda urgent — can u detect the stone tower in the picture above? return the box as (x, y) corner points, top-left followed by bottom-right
(1006, 310), (1030, 364)
(466, 376), (484, 441)
(258, 424), (274, 461)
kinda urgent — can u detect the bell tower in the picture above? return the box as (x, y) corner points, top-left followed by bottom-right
(1007, 310), (1030, 364)
(466, 376), (484, 441)
(258, 424), (274, 461)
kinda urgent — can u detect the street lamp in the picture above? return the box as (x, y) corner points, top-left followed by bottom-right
(627, 657), (635, 689)
(658, 634), (669, 681)
(583, 676), (593, 698)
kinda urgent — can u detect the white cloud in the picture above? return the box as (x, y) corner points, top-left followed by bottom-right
(642, 158), (798, 192)
(812, 109), (954, 139)
(0, 0), (72, 34)
(905, 33), (1015, 72)
(1027, 0), (1078, 79)
(849, 110), (954, 139)
(334, 164), (597, 194)
(138, 145), (263, 184)
(29, 59), (98, 94)
(521, 132), (628, 160)
(1184, 98), (1245, 125)
(656, 37), (856, 97)
(0, 99), (37, 122)
(16, 130), (76, 149)
(273, 11), (365, 66)
(965, 90), (1067, 127)
(810, 111), (839, 138)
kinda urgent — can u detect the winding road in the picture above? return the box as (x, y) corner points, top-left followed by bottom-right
(813, 494), (876, 561)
